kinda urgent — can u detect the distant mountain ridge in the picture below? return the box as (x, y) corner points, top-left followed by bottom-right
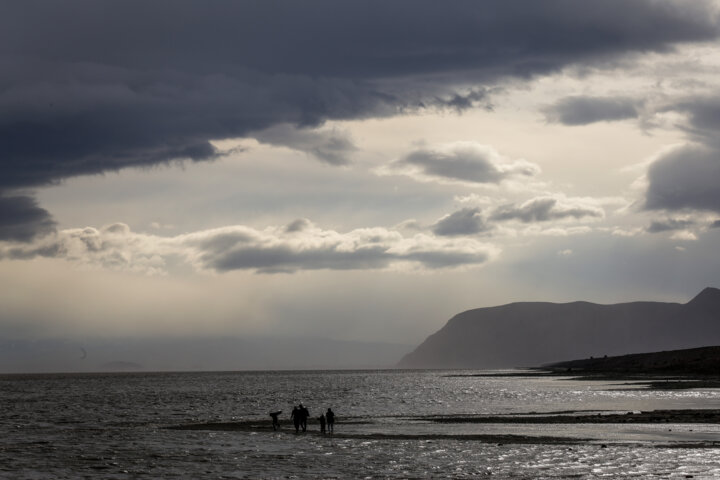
(398, 287), (720, 369)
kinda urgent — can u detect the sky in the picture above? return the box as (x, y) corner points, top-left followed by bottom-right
(2, 1), (720, 369)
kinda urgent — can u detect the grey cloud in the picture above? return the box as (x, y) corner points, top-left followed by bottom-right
(102, 223), (132, 235)
(0, 195), (56, 241)
(196, 231), (255, 255)
(544, 96), (640, 125)
(671, 98), (720, 143)
(433, 208), (489, 236)
(491, 197), (604, 223)
(388, 143), (540, 184)
(285, 219), (312, 233)
(201, 245), (392, 274)
(647, 218), (695, 233)
(711, 220), (720, 229)
(203, 244), (490, 274)
(645, 144), (720, 212)
(405, 149), (501, 183)
(402, 251), (490, 269)
(428, 89), (493, 113)
(252, 124), (357, 166)
(0, 243), (63, 261)
(643, 96), (720, 213)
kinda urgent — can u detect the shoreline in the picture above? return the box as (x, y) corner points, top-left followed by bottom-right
(445, 370), (720, 390)
(425, 409), (720, 424)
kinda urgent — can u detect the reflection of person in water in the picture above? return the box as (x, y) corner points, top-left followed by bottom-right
(326, 408), (335, 433)
(291, 406), (300, 433)
(318, 413), (326, 434)
(269, 411), (281, 431)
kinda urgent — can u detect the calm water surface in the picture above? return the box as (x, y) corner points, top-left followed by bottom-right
(2, 370), (720, 478)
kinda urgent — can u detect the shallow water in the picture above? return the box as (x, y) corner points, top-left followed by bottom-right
(2, 370), (720, 478)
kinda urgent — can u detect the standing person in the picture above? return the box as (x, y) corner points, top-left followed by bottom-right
(291, 406), (300, 433)
(318, 413), (326, 434)
(269, 410), (281, 431)
(299, 403), (309, 432)
(326, 408), (335, 433)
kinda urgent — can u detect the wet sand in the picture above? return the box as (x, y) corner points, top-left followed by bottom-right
(446, 370), (720, 390)
(426, 409), (720, 424)
(167, 409), (720, 447)
(167, 422), (587, 445)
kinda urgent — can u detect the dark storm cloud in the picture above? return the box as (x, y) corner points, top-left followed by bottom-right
(433, 208), (489, 236)
(0, 195), (55, 241)
(645, 144), (720, 212)
(647, 218), (695, 233)
(544, 96), (640, 125)
(0, 62), (389, 190)
(1, 0), (717, 191)
(490, 197), (604, 223)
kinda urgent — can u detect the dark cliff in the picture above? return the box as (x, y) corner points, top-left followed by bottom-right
(398, 287), (720, 369)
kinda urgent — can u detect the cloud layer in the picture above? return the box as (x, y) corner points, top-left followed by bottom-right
(0, 221), (497, 274)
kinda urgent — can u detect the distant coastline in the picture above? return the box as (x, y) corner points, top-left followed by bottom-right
(540, 345), (720, 389)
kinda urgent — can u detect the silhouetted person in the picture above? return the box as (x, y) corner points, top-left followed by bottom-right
(318, 413), (326, 434)
(326, 408), (335, 433)
(269, 410), (281, 431)
(299, 403), (309, 432)
(291, 406), (300, 433)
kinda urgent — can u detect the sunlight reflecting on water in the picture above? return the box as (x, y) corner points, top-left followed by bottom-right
(2, 370), (720, 478)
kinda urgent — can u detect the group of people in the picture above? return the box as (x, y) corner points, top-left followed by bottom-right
(269, 405), (334, 434)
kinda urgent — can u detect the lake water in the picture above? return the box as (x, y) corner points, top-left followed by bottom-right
(2, 369), (720, 478)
